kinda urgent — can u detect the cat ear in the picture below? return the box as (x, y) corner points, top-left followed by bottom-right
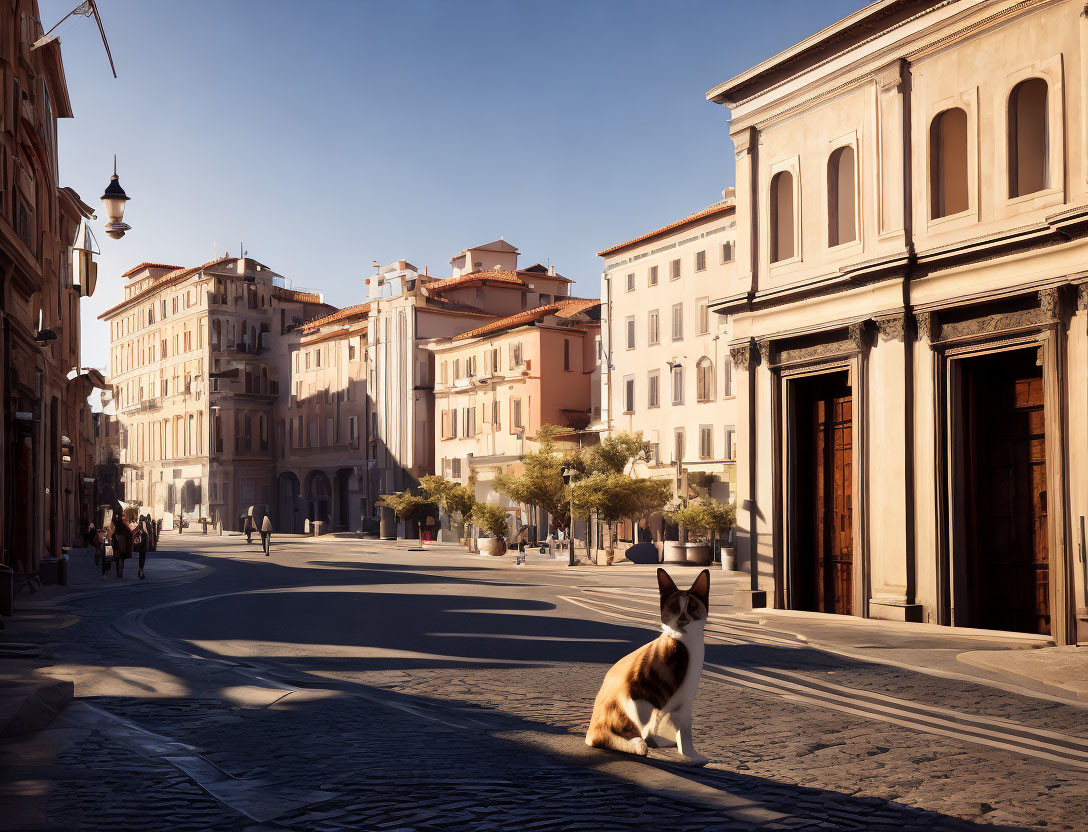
(657, 568), (679, 598)
(689, 569), (710, 606)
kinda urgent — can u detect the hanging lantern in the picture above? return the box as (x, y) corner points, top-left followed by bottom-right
(101, 155), (130, 239)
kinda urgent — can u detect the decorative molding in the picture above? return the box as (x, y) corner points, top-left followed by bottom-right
(875, 313), (906, 343)
(876, 58), (906, 93)
(757, 339), (772, 364)
(1078, 284), (1088, 311)
(776, 336), (857, 366)
(915, 312), (934, 342)
(848, 320), (873, 350)
(729, 343), (753, 371)
(1038, 287), (1061, 320)
(732, 126), (756, 159)
(937, 306), (1048, 342)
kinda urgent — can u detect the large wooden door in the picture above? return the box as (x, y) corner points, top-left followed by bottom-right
(971, 357), (1049, 635)
(813, 394), (853, 615)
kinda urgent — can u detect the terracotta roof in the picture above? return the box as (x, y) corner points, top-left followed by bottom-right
(121, 261), (183, 278)
(99, 257), (235, 319)
(451, 298), (600, 342)
(301, 323), (367, 347)
(302, 302), (371, 332)
(424, 296), (490, 315)
(424, 269), (527, 292)
(425, 267), (573, 293)
(597, 200), (736, 257)
(271, 286), (326, 305)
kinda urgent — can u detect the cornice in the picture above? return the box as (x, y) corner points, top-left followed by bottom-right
(727, 0), (1056, 135)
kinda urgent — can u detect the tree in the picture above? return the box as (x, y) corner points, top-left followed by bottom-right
(666, 497), (736, 554)
(572, 473), (671, 558)
(493, 425), (573, 535)
(419, 474), (477, 537)
(375, 490), (435, 548)
(470, 502), (510, 541)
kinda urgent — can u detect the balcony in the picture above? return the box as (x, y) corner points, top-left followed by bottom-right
(120, 397), (161, 415)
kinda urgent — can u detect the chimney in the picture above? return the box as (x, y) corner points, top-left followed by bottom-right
(549, 265), (556, 276)
(722, 187), (736, 203)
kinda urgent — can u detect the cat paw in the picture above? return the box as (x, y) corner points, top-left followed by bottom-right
(631, 739), (649, 756)
(679, 752), (710, 767)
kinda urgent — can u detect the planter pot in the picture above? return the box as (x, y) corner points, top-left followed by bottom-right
(721, 546), (737, 571)
(478, 537), (506, 557)
(663, 541), (687, 564)
(685, 543), (712, 566)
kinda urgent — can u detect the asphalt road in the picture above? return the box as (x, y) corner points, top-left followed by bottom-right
(3, 533), (1087, 831)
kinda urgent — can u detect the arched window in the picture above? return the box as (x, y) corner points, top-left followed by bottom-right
(827, 146), (856, 246)
(1008, 78), (1048, 198)
(930, 107), (969, 218)
(770, 171), (795, 262)
(696, 357), (714, 403)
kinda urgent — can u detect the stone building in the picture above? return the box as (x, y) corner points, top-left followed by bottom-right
(432, 298), (601, 537)
(99, 257), (331, 528)
(709, 0), (1088, 644)
(597, 196), (739, 544)
(274, 302), (369, 533)
(361, 243), (575, 531)
(1, 1), (101, 577)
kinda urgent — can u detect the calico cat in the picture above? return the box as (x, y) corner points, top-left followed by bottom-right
(585, 568), (710, 766)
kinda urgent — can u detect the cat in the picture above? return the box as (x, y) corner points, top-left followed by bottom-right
(585, 567), (710, 766)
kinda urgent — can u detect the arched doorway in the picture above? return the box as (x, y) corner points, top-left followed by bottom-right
(305, 471), (331, 526)
(277, 472), (302, 533)
(334, 468), (353, 531)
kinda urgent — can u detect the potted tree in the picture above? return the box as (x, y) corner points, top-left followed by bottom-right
(666, 498), (736, 565)
(375, 490), (436, 549)
(420, 474), (477, 546)
(471, 502), (510, 556)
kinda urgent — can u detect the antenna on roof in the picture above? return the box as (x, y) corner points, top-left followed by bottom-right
(35, 1), (117, 78)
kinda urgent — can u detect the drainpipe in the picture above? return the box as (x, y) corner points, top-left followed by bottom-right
(603, 271), (613, 436)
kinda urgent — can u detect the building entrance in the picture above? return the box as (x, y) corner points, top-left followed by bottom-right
(958, 349), (1049, 635)
(790, 371), (853, 615)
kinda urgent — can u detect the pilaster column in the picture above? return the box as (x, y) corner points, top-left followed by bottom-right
(729, 340), (767, 609)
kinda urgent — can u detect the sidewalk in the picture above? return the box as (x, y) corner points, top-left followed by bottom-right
(0, 546), (208, 738)
(726, 606), (1088, 706)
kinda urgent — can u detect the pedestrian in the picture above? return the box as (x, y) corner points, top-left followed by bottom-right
(83, 520), (97, 549)
(177, 512), (184, 534)
(136, 514), (151, 580)
(111, 504), (135, 579)
(201, 516), (209, 534)
(260, 514), (273, 556)
(149, 516), (158, 551)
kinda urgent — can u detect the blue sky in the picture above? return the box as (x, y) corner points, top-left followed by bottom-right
(45, 0), (870, 369)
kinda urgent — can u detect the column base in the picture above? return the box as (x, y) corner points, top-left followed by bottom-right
(869, 600), (924, 622)
(732, 588), (768, 611)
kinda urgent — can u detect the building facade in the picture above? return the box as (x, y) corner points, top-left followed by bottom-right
(598, 196), (739, 540)
(710, 0), (1088, 644)
(100, 257), (331, 528)
(1, 1), (101, 577)
(361, 243), (576, 530)
(275, 302), (369, 533)
(432, 298), (601, 535)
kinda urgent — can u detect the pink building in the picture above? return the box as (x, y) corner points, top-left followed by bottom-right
(432, 298), (601, 537)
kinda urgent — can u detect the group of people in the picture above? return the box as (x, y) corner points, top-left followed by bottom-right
(85, 503), (159, 580)
(243, 513), (273, 555)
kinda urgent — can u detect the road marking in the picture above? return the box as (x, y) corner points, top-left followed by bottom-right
(563, 592), (1088, 771)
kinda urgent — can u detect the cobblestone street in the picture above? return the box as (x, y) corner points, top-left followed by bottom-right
(3, 533), (1087, 831)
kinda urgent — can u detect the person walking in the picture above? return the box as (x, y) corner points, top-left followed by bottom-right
(244, 514), (255, 545)
(136, 514), (152, 580)
(260, 514), (272, 556)
(111, 504), (134, 579)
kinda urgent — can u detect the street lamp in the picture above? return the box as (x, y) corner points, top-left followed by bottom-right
(100, 156), (130, 239)
(562, 465), (578, 566)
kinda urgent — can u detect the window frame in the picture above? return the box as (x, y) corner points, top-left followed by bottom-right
(825, 133), (861, 251)
(1000, 58), (1065, 215)
(767, 157), (801, 267)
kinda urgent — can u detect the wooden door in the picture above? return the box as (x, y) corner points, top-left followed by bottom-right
(812, 393), (853, 615)
(976, 371), (1049, 635)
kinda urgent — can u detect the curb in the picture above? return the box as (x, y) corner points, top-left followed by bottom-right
(0, 678), (74, 738)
